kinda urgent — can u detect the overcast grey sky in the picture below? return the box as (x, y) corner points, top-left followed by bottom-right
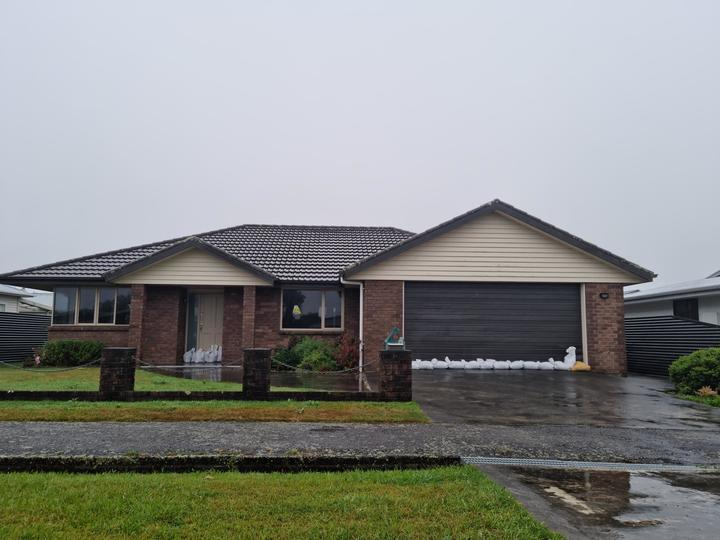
(1, 1), (718, 284)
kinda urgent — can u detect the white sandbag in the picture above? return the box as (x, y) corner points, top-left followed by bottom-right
(539, 359), (554, 370)
(412, 359), (421, 370)
(494, 360), (511, 370)
(418, 360), (434, 369)
(564, 346), (577, 364)
(432, 358), (448, 369)
(523, 361), (541, 369)
(448, 359), (465, 369)
(480, 359), (495, 369)
(553, 362), (572, 371)
(465, 360), (479, 369)
(183, 348), (195, 364)
(509, 360), (524, 370)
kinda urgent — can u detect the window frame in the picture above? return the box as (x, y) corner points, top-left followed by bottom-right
(673, 297), (699, 321)
(280, 287), (344, 332)
(51, 286), (131, 326)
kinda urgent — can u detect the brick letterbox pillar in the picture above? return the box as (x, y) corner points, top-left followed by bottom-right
(379, 350), (412, 401)
(243, 348), (271, 399)
(99, 347), (137, 399)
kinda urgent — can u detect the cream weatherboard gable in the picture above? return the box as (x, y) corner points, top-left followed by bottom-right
(348, 212), (639, 283)
(112, 247), (272, 286)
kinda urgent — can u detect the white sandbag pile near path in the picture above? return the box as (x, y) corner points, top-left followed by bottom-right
(411, 346), (578, 371)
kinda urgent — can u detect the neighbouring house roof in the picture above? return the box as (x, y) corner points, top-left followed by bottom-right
(709, 269), (720, 278)
(0, 225), (415, 286)
(624, 276), (720, 303)
(0, 284), (33, 298)
(344, 199), (656, 282)
(19, 297), (52, 313)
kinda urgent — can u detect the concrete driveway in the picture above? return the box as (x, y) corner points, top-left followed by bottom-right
(412, 370), (720, 429)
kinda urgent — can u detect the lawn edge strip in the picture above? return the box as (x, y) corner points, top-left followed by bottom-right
(0, 390), (392, 401)
(0, 454), (461, 474)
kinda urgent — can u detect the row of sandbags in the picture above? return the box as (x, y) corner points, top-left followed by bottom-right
(412, 347), (577, 371)
(183, 345), (223, 364)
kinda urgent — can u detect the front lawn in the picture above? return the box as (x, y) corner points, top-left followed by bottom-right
(0, 467), (560, 539)
(0, 400), (427, 422)
(0, 365), (245, 392)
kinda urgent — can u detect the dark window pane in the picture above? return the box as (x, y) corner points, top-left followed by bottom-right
(673, 298), (699, 321)
(98, 288), (116, 324)
(324, 290), (342, 328)
(78, 287), (96, 324)
(282, 289), (322, 329)
(53, 287), (76, 325)
(115, 287), (131, 325)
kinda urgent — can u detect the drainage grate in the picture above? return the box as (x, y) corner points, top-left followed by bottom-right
(461, 456), (720, 473)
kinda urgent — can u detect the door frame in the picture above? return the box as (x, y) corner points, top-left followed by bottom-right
(185, 288), (225, 351)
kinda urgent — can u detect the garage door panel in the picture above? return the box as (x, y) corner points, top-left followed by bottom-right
(405, 282), (582, 361)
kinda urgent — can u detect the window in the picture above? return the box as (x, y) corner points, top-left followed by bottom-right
(673, 298), (699, 321)
(52, 287), (77, 325)
(52, 287), (132, 325)
(281, 289), (343, 330)
(0, 304), (5, 312)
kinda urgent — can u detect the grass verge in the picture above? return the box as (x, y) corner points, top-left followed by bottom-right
(0, 466), (560, 539)
(0, 400), (428, 422)
(675, 393), (720, 407)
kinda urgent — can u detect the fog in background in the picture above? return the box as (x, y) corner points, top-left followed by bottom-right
(2, 1), (719, 285)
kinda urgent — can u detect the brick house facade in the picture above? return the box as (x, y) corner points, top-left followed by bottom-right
(1, 200), (654, 375)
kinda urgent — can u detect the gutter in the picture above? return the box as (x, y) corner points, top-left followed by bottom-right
(340, 276), (364, 391)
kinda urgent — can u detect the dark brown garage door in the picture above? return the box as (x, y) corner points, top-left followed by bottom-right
(404, 282), (582, 361)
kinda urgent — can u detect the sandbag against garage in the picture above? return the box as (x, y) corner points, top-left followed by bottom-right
(404, 282), (583, 362)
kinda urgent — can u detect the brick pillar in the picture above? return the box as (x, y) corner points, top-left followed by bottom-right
(128, 285), (146, 360)
(222, 287), (244, 365)
(585, 283), (626, 374)
(242, 285), (256, 349)
(363, 281), (404, 388)
(379, 349), (412, 401)
(243, 348), (270, 399)
(99, 347), (136, 399)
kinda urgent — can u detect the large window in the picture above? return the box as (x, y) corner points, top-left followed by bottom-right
(52, 287), (132, 325)
(281, 289), (343, 330)
(673, 298), (699, 321)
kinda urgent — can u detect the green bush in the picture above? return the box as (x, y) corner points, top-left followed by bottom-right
(40, 340), (105, 367)
(273, 336), (339, 372)
(669, 348), (720, 395)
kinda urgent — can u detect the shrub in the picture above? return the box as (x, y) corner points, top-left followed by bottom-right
(298, 349), (338, 371)
(696, 386), (718, 397)
(272, 346), (301, 370)
(335, 333), (359, 369)
(669, 348), (720, 395)
(40, 340), (105, 367)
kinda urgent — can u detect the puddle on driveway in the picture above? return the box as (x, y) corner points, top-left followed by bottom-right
(511, 467), (720, 539)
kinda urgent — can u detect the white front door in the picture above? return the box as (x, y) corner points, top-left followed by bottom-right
(196, 293), (224, 349)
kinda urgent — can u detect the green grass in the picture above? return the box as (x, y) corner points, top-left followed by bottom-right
(676, 393), (720, 407)
(0, 466), (561, 539)
(0, 400), (428, 422)
(0, 365), (314, 392)
(0, 365), (244, 392)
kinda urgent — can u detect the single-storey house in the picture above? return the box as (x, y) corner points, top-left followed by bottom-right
(625, 272), (720, 325)
(0, 200), (654, 374)
(0, 284), (31, 313)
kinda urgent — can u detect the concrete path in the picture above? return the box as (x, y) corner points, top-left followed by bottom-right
(2, 420), (719, 465)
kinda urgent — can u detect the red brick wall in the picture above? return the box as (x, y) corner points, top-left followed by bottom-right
(362, 280), (404, 366)
(252, 286), (360, 352)
(128, 284), (146, 357)
(222, 287), (244, 363)
(585, 283), (626, 374)
(48, 326), (129, 347)
(141, 286), (187, 364)
(242, 285), (256, 349)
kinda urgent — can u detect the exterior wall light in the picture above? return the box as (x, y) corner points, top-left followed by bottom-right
(599, 292), (610, 299)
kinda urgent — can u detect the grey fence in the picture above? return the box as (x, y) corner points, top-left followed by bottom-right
(0, 312), (51, 362)
(625, 316), (720, 376)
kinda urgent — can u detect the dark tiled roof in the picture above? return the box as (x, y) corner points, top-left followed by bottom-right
(1, 225), (415, 284)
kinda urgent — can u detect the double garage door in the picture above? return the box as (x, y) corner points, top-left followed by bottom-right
(404, 282), (583, 361)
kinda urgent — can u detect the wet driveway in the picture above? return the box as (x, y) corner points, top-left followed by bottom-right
(480, 465), (720, 539)
(412, 370), (720, 428)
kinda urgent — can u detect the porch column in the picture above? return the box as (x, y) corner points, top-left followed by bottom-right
(222, 287), (244, 364)
(241, 285), (256, 349)
(127, 285), (146, 360)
